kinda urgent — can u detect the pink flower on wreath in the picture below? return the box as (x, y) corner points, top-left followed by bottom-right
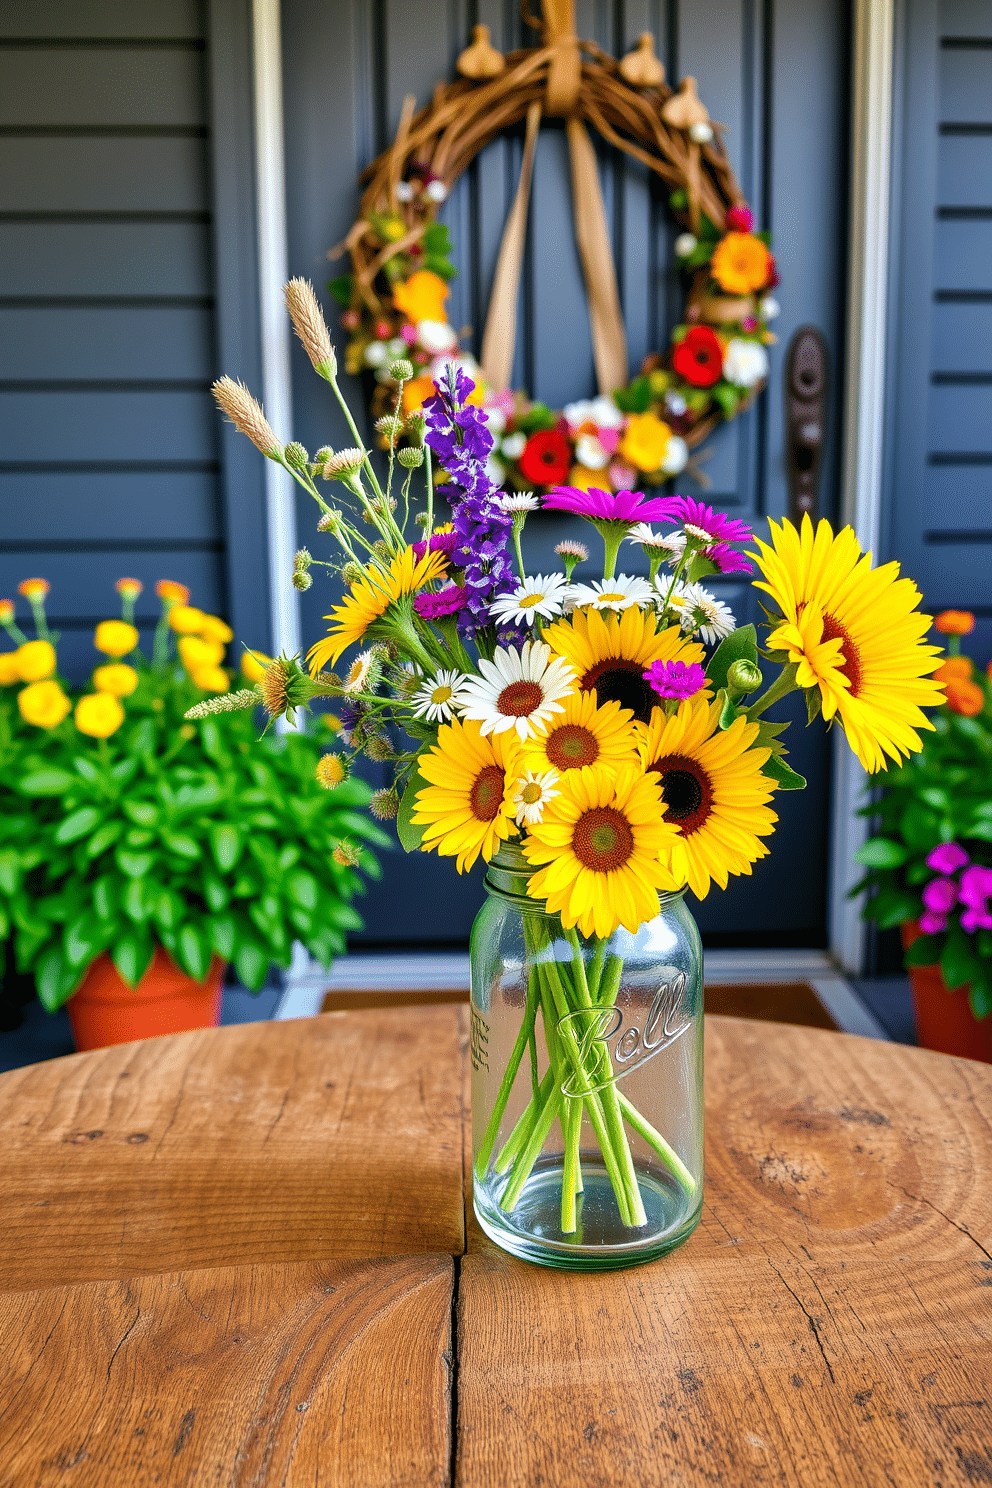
(672, 496), (753, 545)
(926, 842), (969, 876)
(413, 584), (469, 620)
(544, 486), (681, 524)
(958, 865), (992, 934)
(643, 659), (707, 701)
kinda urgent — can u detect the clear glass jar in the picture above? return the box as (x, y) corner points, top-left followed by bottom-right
(470, 842), (704, 1270)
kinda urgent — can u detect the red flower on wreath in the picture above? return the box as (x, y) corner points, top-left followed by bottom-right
(518, 429), (572, 485)
(671, 326), (724, 388)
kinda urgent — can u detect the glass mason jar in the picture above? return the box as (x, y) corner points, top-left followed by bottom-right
(470, 842), (704, 1270)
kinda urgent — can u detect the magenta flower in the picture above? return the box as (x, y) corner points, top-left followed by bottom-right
(413, 585), (469, 620)
(919, 911), (949, 935)
(959, 865), (992, 933)
(672, 496), (753, 545)
(412, 530), (459, 564)
(643, 659), (708, 701)
(926, 842), (969, 876)
(544, 486), (681, 525)
(704, 543), (753, 576)
(922, 877), (958, 915)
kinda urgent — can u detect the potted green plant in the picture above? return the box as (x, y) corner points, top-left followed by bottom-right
(0, 578), (386, 1050)
(854, 609), (992, 1062)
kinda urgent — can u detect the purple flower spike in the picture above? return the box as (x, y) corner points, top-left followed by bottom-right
(922, 877), (958, 915)
(926, 842), (969, 876)
(413, 584), (469, 620)
(643, 659), (708, 701)
(412, 530), (459, 564)
(672, 496), (753, 545)
(919, 911), (949, 935)
(544, 486), (682, 525)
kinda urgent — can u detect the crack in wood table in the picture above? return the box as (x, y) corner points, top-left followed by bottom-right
(1, 1008), (990, 1486)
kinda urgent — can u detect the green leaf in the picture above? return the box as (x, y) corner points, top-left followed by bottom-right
(211, 914), (237, 961)
(116, 848), (154, 879)
(806, 687), (822, 725)
(760, 755), (807, 790)
(211, 823), (243, 873)
(327, 273), (352, 306)
(19, 768), (74, 796)
(203, 875), (228, 912)
(705, 625), (758, 694)
(854, 837), (909, 870)
(969, 966), (992, 1021)
(900, 801), (940, 852)
(396, 769), (427, 852)
(162, 831), (200, 860)
(235, 941), (270, 992)
(325, 902), (363, 931)
(91, 876), (120, 922)
(717, 689), (744, 730)
(941, 925), (977, 991)
(151, 888), (183, 932)
(85, 821), (123, 858)
(0, 848), (21, 895)
(54, 807), (102, 845)
(904, 933), (940, 967)
(123, 799), (158, 827)
(176, 922), (210, 981)
(712, 381), (740, 417)
(285, 868), (319, 911)
(865, 888), (921, 931)
(125, 827), (154, 847)
(64, 915), (105, 970)
(123, 878), (153, 924)
(36, 946), (79, 1012)
(112, 930), (154, 989)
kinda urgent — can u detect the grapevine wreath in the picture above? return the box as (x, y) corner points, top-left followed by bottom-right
(328, 0), (780, 493)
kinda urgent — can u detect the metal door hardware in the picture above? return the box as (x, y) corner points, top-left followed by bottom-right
(784, 325), (829, 522)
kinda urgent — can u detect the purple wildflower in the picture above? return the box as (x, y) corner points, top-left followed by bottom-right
(704, 542), (753, 576)
(413, 584), (469, 620)
(959, 865), (992, 933)
(412, 530), (459, 564)
(544, 486), (681, 525)
(672, 496), (753, 545)
(926, 842), (969, 876)
(922, 878), (958, 915)
(643, 659), (708, 701)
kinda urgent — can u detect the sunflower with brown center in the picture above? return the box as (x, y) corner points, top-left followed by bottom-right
(522, 764), (681, 939)
(412, 717), (521, 872)
(751, 515), (945, 773)
(638, 696), (778, 899)
(521, 687), (640, 780)
(543, 605), (704, 725)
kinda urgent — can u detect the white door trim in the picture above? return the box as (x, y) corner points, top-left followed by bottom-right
(829, 0), (897, 975)
(252, 0), (300, 660)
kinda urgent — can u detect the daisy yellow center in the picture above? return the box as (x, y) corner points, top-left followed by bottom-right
(521, 782), (543, 805)
(572, 808), (634, 872)
(431, 684), (453, 704)
(470, 765), (505, 822)
(497, 679), (544, 717)
(820, 613), (863, 697)
(580, 659), (655, 723)
(546, 723), (599, 769)
(650, 754), (714, 836)
(598, 591), (627, 604)
(520, 592), (545, 608)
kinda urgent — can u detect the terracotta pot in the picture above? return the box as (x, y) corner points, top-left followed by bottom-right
(67, 948), (224, 1052)
(901, 922), (992, 1064)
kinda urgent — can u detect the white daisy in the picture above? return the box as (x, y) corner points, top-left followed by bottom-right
(343, 648), (379, 695)
(501, 431), (527, 460)
(489, 574), (569, 626)
(693, 588), (737, 645)
(456, 641), (576, 740)
(410, 669), (467, 723)
(496, 490), (540, 515)
(566, 574), (655, 613)
(653, 577), (697, 630)
(625, 525), (687, 563)
(511, 767), (561, 827)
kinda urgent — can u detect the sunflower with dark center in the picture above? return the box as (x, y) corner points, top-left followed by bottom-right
(637, 695), (779, 900)
(412, 716), (521, 872)
(522, 688), (639, 780)
(522, 764), (681, 939)
(543, 605), (704, 725)
(751, 515), (945, 773)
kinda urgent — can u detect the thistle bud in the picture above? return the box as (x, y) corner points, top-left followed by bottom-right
(388, 358), (414, 382)
(321, 447), (365, 480)
(292, 569), (313, 591)
(369, 785), (400, 820)
(375, 414), (404, 440)
(284, 441), (309, 469)
(316, 752), (350, 789)
(294, 547), (312, 571)
(342, 562), (364, 586)
(314, 445), (333, 464)
(372, 541), (392, 561)
(414, 511), (430, 529)
(726, 658), (763, 697)
(365, 734), (395, 762)
(317, 509), (342, 533)
(397, 446), (424, 469)
(332, 840), (362, 868)
(405, 411), (427, 445)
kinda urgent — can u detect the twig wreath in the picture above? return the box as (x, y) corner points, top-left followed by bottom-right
(328, 0), (780, 493)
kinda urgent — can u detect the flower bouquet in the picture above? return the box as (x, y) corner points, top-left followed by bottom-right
(855, 610), (991, 1058)
(207, 278), (944, 1266)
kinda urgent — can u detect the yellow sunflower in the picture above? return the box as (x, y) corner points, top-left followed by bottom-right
(412, 717), (521, 873)
(307, 546), (447, 673)
(522, 688), (639, 778)
(544, 605), (703, 724)
(523, 764), (681, 940)
(637, 696), (778, 900)
(751, 515), (945, 773)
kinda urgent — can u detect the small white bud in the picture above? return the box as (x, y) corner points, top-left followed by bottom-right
(688, 121), (714, 144)
(674, 233), (697, 258)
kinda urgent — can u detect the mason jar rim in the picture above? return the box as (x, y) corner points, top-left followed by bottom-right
(483, 839), (687, 911)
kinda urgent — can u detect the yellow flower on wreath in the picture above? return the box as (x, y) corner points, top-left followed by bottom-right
(412, 717), (521, 873)
(522, 688), (640, 778)
(199, 614), (234, 645)
(522, 764), (681, 940)
(393, 269), (449, 325)
(94, 619), (139, 657)
(18, 679), (71, 729)
(189, 664), (230, 693)
(93, 663), (139, 698)
(75, 691), (125, 738)
(0, 651), (20, 686)
(710, 232), (771, 295)
(544, 604), (704, 725)
(169, 605), (207, 635)
(308, 546), (447, 672)
(638, 696), (778, 900)
(751, 515), (945, 773)
(619, 411), (673, 474)
(15, 639), (57, 681)
(178, 635), (225, 671)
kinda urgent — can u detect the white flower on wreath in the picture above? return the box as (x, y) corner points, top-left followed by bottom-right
(722, 338), (769, 389)
(567, 574), (655, 613)
(410, 669), (468, 723)
(575, 432), (610, 470)
(364, 340), (389, 368)
(456, 641), (576, 740)
(486, 453), (507, 489)
(659, 435), (689, 475)
(562, 395), (624, 433)
(500, 431), (527, 461)
(490, 573), (569, 627)
(512, 767), (561, 827)
(415, 319), (458, 356)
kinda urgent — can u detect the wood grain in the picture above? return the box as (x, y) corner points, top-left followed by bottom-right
(0, 1254), (452, 1488)
(0, 1007), (468, 1290)
(457, 1016), (992, 1486)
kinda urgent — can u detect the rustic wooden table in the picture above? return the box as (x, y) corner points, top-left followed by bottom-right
(1, 1008), (990, 1487)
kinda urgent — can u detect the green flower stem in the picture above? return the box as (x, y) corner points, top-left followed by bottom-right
(560, 1095), (582, 1232)
(499, 1085), (564, 1212)
(587, 937), (607, 1003)
(430, 614), (474, 673)
(425, 442), (434, 541)
(512, 518), (527, 583)
(617, 1093), (696, 1195)
(744, 662), (799, 721)
(474, 972), (540, 1175)
(494, 1066), (555, 1174)
(601, 527), (624, 581)
(29, 598), (50, 641)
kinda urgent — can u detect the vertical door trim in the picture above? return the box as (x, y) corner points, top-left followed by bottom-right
(252, 0), (301, 659)
(829, 0), (897, 974)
